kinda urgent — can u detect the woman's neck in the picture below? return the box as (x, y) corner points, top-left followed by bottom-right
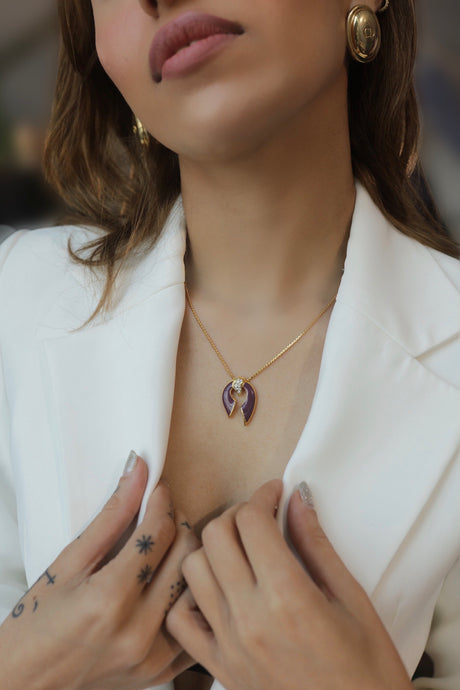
(180, 90), (355, 317)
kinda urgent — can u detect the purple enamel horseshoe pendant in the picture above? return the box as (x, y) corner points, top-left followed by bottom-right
(222, 378), (257, 426)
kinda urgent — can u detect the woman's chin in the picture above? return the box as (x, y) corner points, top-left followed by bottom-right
(164, 118), (278, 164)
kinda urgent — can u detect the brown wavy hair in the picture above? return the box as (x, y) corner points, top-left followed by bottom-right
(44, 0), (459, 327)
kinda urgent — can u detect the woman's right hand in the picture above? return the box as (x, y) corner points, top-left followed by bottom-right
(0, 453), (199, 690)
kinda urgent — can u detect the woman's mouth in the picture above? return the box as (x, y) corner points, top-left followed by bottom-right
(149, 12), (245, 83)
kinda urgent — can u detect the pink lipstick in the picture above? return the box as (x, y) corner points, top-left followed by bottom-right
(149, 12), (244, 83)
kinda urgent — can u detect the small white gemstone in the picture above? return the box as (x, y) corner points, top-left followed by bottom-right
(232, 378), (244, 394)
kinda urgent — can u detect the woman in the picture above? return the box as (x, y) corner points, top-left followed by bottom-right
(0, 0), (459, 688)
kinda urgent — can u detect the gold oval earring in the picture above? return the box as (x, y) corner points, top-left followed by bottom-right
(346, 5), (382, 63)
(133, 116), (150, 148)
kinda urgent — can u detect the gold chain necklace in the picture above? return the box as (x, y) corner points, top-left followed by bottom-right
(184, 284), (337, 426)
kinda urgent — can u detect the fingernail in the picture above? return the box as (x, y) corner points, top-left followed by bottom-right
(298, 481), (315, 508)
(123, 450), (138, 475)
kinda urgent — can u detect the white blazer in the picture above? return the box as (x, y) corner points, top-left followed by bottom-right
(0, 184), (459, 690)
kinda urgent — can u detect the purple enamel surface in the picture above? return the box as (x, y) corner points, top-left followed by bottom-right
(241, 382), (256, 425)
(223, 382), (236, 417)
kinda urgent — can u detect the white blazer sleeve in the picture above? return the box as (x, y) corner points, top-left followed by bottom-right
(0, 231), (29, 624)
(413, 556), (460, 689)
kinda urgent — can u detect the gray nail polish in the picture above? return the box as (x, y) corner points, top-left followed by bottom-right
(298, 481), (315, 508)
(123, 450), (138, 475)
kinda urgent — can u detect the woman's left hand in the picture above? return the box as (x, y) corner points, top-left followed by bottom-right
(166, 479), (413, 690)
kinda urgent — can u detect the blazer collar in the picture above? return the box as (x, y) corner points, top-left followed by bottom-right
(337, 184), (460, 356)
(29, 183), (460, 595)
(37, 183), (460, 355)
(36, 196), (187, 339)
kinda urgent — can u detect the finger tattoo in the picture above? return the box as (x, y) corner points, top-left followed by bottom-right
(135, 534), (155, 554)
(165, 578), (186, 613)
(138, 564), (154, 585)
(40, 569), (56, 586)
(11, 600), (25, 619)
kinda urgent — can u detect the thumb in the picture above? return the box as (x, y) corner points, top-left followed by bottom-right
(69, 451), (149, 573)
(287, 483), (359, 604)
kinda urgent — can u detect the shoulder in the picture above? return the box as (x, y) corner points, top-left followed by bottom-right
(0, 223), (101, 275)
(0, 206), (186, 341)
(392, 236), (460, 389)
(343, 186), (460, 389)
(0, 224), (102, 331)
(416, 245), (460, 389)
(425, 242), (460, 291)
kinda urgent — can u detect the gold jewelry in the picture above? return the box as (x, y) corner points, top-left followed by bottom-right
(377, 0), (390, 12)
(346, 5), (382, 63)
(133, 116), (149, 147)
(185, 284), (337, 426)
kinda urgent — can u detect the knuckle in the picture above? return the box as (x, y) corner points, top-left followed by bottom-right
(267, 582), (292, 619)
(181, 548), (202, 579)
(74, 582), (123, 638)
(237, 614), (264, 648)
(95, 583), (126, 623)
(201, 519), (221, 548)
(116, 631), (150, 670)
(235, 502), (259, 530)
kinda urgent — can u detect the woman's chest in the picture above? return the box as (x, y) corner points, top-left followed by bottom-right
(162, 315), (327, 532)
(166, 315), (327, 690)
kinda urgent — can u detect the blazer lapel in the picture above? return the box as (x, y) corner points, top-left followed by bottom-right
(281, 185), (460, 597)
(31, 198), (187, 569)
(28, 184), (460, 601)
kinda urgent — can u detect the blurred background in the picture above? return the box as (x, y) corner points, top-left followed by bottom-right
(0, 0), (459, 242)
(0, 0), (59, 240)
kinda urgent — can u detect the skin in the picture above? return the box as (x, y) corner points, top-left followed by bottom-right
(167, 482), (413, 690)
(92, 0), (357, 330)
(89, 2), (413, 688)
(0, 1), (414, 688)
(0, 458), (200, 689)
(0, 462), (413, 690)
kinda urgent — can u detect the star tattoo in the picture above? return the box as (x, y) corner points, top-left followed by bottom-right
(138, 564), (154, 585)
(135, 534), (154, 555)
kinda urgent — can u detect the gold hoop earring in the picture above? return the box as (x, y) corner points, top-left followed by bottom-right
(133, 116), (150, 148)
(377, 0), (390, 12)
(346, 5), (382, 63)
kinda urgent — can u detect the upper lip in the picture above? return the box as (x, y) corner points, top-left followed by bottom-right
(149, 11), (244, 82)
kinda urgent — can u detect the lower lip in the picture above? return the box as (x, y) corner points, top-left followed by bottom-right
(161, 32), (241, 81)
